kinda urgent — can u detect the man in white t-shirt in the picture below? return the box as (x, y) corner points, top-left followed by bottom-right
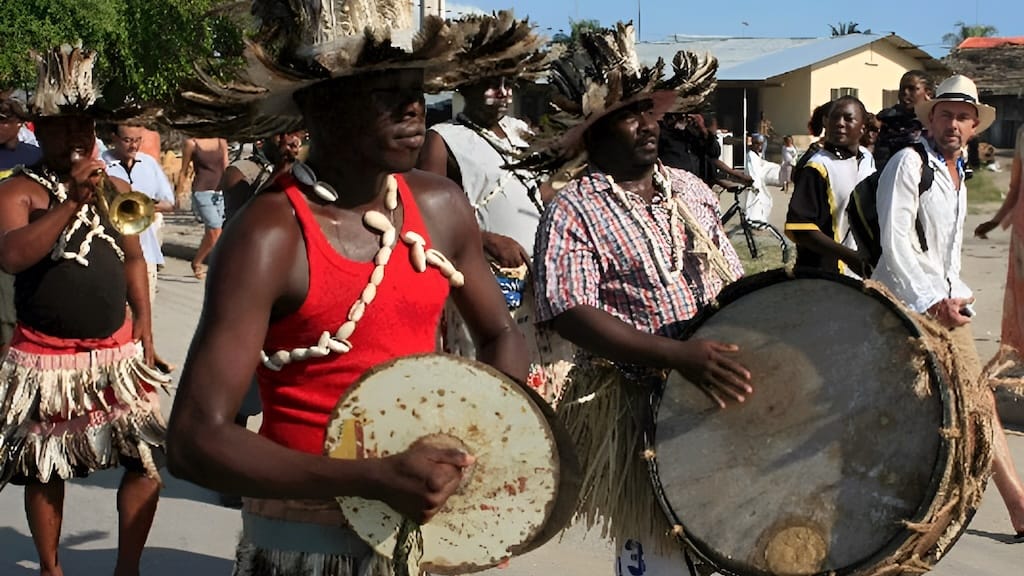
(102, 122), (176, 372)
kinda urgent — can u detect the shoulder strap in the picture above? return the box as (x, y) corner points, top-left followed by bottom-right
(911, 142), (935, 195)
(910, 142), (931, 252)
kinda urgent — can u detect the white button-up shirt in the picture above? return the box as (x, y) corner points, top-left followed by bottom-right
(102, 150), (175, 265)
(872, 139), (971, 313)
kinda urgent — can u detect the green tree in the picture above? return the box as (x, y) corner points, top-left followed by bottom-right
(829, 22), (871, 36)
(942, 21), (998, 49)
(0, 0), (246, 106)
(552, 18), (602, 44)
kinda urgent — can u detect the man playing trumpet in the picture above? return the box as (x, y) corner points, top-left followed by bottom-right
(0, 47), (169, 576)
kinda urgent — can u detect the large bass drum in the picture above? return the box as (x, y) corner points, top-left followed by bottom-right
(324, 353), (580, 574)
(649, 270), (992, 576)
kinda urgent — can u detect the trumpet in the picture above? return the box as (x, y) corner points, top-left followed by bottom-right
(70, 151), (156, 236)
(94, 173), (156, 236)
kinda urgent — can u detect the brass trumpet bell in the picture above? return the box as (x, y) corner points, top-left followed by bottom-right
(95, 174), (156, 236)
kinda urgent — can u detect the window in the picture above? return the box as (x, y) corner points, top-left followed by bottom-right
(882, 89), (899, 109)
(830, 87), (859, 100)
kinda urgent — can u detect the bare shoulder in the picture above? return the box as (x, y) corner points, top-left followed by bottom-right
(221, 187), (299, 249)
(401, 169), (475, 251)
(0, 173), (50, 209)
(402, 167), (469, 217)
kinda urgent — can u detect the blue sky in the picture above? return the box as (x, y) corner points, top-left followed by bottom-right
(443, 0), (1024, 57)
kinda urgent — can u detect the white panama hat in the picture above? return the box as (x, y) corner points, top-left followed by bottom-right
(915, 74), (996, 133)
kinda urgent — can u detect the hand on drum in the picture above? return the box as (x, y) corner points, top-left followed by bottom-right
(674, 339), (753, 408)
(375, 441), (475, 524)
(927, 297), (974, 329)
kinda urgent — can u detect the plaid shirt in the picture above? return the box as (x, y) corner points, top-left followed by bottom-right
(533, 165), (743, 339)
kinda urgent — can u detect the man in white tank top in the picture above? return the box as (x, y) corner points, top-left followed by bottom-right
(418, 20), (574, 404)
(420, 77), (541, 266)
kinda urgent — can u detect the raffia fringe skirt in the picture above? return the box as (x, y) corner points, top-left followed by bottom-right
(556, 359), (674, 552)
(0, 321), (170, 487)
(235, 498), (394, 576)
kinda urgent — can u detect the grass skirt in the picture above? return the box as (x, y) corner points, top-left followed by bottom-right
(0, 322), (170, 487)
(555, 359), (674, 552)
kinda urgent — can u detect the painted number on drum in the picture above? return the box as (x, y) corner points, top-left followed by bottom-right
(617, 540), (647, 576)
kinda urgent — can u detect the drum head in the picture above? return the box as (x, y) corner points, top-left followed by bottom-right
(652, 272), (949, 575)
(324, 354), (580, 574)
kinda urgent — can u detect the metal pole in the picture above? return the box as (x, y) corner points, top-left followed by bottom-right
(637, 0), (641, 40)
(742, 88), (749, 168)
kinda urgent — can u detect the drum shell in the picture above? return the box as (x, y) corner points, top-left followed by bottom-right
(649, 270), (988, 576)
(323, 353), (581, 574)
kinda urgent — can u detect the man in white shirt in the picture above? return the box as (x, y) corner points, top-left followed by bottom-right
(744, 133), (776, 222)
(873, 75), (1024, 539)
(102, 122), (176, 373)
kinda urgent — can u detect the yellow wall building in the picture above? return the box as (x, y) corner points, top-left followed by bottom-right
(638, 34), (947, 164)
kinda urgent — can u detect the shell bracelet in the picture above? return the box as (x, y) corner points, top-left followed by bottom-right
(260, 175), (464, 371)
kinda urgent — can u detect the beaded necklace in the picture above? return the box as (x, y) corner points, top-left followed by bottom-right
(14, 165), (124, 265)
(605, 168), (684, 285)
(260, 174), (465, 371)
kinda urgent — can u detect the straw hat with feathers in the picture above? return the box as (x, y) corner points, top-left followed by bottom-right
(423, 10), (558, 93)
(164, 0), (460, 139)
(517, 22), (717, 177)
(29, 43), (99, 118)
(27, 43), (162, 124)
(165, 2), (549, 140)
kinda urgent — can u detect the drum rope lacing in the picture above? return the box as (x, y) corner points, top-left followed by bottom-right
(259, 174), (465, 371)
(14, 165), (125, 265)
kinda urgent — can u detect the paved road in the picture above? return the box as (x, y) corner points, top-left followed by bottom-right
(1, 206), (1022, 575)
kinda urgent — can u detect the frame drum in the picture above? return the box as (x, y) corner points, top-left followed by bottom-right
(650, 271), (974, 575)
(324, 353), (580, 574)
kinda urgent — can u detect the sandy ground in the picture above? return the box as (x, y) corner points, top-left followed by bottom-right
(1, 166), (1023, 575)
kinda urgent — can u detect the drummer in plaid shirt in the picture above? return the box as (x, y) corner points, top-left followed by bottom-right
(529, 23), (753, 576)
(535, 162), (742, 342)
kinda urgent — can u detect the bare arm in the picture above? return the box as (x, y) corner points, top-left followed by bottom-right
(110, 174), (155, 365)
(976, 152), (1022, 238)
(123, 239), (153, 365)
(167, 194), (470, 522)
(220, 138), (229, 171)
(176, 139), (195, 191)
(219, 166), (250, 223)
(408, 170), (529, 384)
(552, 306), (751, 408)
(0, 157), (105, 274)
(714, 158), (753, 184)
(790, 229), (869, 276)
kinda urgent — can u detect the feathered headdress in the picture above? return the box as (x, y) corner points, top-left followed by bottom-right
(30, 43), (99, 117)
(26, 43), (163, 123)
(520, 22), (718, 176)
(164, 1), (453, 138)
(423, 10), (557, 93)
(164, 0), (488, 139)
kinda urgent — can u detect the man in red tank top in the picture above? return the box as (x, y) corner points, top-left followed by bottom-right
(166, 7), (529, 575)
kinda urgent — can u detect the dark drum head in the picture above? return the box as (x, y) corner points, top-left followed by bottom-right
(650, 270), (949, 576)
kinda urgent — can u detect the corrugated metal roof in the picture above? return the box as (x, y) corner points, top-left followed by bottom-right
(638, 33), (945, 82)
(958, 36), (1024, 49)
(720, 34), (881, 80)
(635, 36), (816, 72)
